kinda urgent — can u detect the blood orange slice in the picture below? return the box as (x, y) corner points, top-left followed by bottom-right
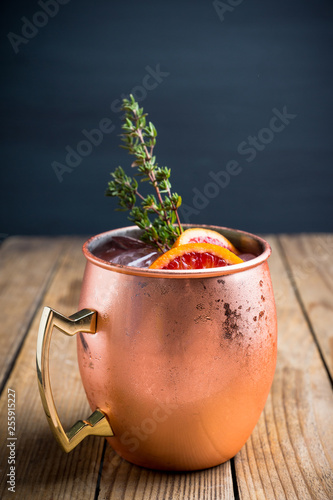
(149, 243), (243, 270)
(173, 227), (240, 255)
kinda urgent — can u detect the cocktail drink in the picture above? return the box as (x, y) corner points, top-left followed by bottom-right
(93, 234), (160, 267)
(36, 97), (277, 471)
(78, 225), (277, 470)
(37, 228), (277, 471)
(94, 235), (257, 268)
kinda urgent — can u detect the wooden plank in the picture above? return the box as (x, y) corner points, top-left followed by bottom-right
(0, 237), (67, 390)
(278, 234), (333, 379)
(1, 234), (332, 499)
(98, 448), (234, 500)
(0, 237), (105, 500)
(235, 236), (333, 500)
(0, 235), (234, 500)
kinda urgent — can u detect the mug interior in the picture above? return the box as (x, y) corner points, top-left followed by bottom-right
(83, 224), (271, 278)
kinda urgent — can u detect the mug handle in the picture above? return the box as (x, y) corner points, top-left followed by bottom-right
(36, 306), (114, 452)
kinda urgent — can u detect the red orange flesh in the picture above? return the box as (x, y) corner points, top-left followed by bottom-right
(173, 227), (240, 255)
(149, 243), (243, 270)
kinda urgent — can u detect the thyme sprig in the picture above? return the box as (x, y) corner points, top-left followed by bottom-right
(106, 95), (183, 252)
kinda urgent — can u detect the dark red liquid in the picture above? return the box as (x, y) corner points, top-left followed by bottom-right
(94, 236), (160, 267)
(93, 236), (257, 268)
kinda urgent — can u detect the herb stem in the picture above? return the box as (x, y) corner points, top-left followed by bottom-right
(106, 95), (183, 251)
(135, 121), (169, 221)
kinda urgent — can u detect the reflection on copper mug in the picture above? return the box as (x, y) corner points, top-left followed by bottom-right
(37, 225), (277, 471)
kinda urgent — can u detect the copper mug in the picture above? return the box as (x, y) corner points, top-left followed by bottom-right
(37, 225), (277, 471)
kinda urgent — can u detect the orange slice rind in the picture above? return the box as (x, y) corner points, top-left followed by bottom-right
(173, 227), (240, 255)
(149, 243), (243, 270)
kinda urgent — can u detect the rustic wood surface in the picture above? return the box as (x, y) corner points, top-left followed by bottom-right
(0, 234), (332, 500)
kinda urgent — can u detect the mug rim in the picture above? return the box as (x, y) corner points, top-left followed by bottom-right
(82, 224), (272, 278)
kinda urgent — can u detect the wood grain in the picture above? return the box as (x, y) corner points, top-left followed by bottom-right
(0, 237), (104, 500)
(98, 447), (234, 500)
(235, 236), (333, 500)
(0, 235), (332, 500)
(278, 233), (333, 379)
(0, 237), (67, 391)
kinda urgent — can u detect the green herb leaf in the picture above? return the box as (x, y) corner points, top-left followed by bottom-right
(105, 95), (183, 251)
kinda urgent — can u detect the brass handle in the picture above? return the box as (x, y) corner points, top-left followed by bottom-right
(36, 306), (114, 452)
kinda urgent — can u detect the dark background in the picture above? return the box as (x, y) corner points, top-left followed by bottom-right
(1, 0), (332, 238)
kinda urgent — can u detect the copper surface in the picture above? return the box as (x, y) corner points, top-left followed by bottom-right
(77, 225), (277, 471)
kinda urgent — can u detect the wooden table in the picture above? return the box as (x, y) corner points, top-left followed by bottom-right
(0, 234), (332, 499)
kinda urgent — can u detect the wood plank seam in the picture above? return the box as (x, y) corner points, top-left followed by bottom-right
(231, 457), (240, 500)
(0, 243), (66, 397)
(94, 439), (107, 499)
(235, 236), (333, 500)
(0, 237), (105, 499)
(276, 237), (333, 389)
(1, 235), (330, 499)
